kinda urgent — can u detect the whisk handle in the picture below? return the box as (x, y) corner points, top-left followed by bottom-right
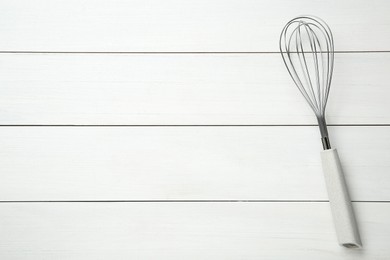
(320, 149), (362, 248)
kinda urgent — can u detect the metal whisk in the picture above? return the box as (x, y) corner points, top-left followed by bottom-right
(279, 16), (362, 248)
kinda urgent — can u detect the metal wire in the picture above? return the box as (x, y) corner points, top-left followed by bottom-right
(279, 16), (334, 149)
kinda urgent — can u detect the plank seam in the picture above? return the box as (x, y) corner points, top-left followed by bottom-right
(1, 51), (390, 54)
(0, 125), (389, 127)
(0, 200), (389, 203)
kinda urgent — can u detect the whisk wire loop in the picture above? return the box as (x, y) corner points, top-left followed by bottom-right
(280, 16), (334, 148)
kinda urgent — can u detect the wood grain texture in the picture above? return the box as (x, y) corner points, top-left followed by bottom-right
(1, 202), (389, 259)
(0, 53), (389, 125)
(1, 126), (389, 201)
(0, 0), (389, 52)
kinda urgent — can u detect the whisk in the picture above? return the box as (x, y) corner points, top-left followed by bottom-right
(279, 16), (362, 248)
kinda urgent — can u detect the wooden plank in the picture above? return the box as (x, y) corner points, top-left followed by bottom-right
(0, 53), (389, 125)
(0, 202), (389, 259)
(1, 126), (389, 201)
(0, 0), (389, 52)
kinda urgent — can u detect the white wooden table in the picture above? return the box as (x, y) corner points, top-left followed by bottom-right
(1, 1), (389, 259)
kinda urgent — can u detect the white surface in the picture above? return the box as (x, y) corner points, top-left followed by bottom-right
(1, 126), (389, 201)
(0, 53), (389, 124)
(1, 203), (390, 260)
(321, 149), (361, 248)
(0, 0), (390, 52)
(0, 0), (389, 259)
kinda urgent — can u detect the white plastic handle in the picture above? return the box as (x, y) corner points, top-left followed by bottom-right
(320, 149), (362, 248)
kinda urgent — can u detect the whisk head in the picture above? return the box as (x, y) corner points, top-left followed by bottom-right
(279, 16), (334, 119)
